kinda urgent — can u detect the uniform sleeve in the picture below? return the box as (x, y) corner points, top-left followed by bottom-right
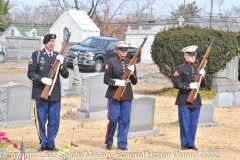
(27, 51), (42, 85)
(130, 64), (137, 85)
(200, 77), (207, 88)
(103, 61), (117, 86)
(59, 61), (69, 78)
(172, 66), (190, 91)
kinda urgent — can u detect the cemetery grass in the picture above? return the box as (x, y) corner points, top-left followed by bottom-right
(1, 63), (240, 159)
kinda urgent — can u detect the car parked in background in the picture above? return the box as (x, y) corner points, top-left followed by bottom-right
(65, 36), (141, 72)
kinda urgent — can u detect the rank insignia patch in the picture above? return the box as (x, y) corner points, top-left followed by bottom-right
(29, 58), (33, 64)
(105, 64), (108, 70)
(173, 71), (180, 77)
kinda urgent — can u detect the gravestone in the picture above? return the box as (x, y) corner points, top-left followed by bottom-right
(144, 78), (158, 83)
(212, 92), (233, 108)
(233, 92), (240, 106)
(74, 73), (108, 120)
(61, 69), (74, 91)
(1, 41), (5, 52)
(0, 51), (5, 65)
(198, 104), (217, 127)
(0, 83), (34, 127)
(128, 95), (159, 138)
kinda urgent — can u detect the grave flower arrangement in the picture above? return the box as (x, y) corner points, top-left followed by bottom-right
(0, 132), (18, 154)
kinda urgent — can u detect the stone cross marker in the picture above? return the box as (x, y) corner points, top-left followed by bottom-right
(177, 15), (184, 27)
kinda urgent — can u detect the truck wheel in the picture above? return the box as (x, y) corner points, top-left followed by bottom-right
(93, 59), (103, 72)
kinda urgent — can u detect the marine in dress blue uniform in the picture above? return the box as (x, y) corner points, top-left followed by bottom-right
(27, 34), (69, 152)
(172, 45), (207, 151)
(104, 41), (137, 150)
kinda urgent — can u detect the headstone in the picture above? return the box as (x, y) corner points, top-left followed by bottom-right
(128, 95), (159, 137)
(74, 73), (108, 120)
(144, 78), (158, 83)
(212, 92), (233, 108)
(198, 104), (217, 127)
(233, 92), (240, 106)
(61, 69), (74, 91)
(0, 52), (5, 65)
(1, 41), (5, 52)
(0, 83), (34, 127)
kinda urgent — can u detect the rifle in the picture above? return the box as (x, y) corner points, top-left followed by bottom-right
(40, 28), (71, 100)
(113, 36), (147, 101)
(187, 38), (214, 104)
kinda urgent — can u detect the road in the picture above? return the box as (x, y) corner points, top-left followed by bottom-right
(0, 71), (160, 82)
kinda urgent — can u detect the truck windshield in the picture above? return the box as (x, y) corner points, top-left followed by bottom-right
(80, 37), (107, 49)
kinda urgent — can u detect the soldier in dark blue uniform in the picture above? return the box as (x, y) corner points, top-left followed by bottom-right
(27, 33), (69, 152)
(104, 41), (137, 150)
(172, 45), (207, 151)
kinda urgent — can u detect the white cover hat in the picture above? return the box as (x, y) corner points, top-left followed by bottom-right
(181, 45), (198, 54)
(115, 41), (131, 50)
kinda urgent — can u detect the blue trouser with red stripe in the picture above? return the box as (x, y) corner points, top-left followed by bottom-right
(105, 99), (132, 149)
(34, 100), (61, 149)
(178, 106), (200, 147)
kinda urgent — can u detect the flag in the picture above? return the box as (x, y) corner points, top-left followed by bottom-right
(19, 138), (26, 160)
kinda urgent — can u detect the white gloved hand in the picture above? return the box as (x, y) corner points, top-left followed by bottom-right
(128, 65), (135, 75)
(199, 69), (205, 76)
(41, 77), (52, 85)
(189, 82), (198, 89)
(128, 65), (135, 72)
(56, 55), (64, 65)
(115, 80), (126, 86)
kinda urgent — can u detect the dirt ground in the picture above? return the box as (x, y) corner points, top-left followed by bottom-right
(1, 63), (240, 160)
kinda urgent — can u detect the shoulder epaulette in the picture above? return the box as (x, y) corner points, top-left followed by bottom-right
(110, 57), (118, 61)
(178, 63), (185, 67)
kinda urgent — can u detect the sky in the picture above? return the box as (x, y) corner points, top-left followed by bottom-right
(13, 0), (240, 16)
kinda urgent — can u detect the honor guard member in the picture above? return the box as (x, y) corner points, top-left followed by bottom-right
(27, 33), (69, 152)
(172, 45), (207, 151)
(103, 41), (137, 150)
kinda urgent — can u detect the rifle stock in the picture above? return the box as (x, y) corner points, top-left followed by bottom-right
(113, 36), (147, 101)
(40, 31), (71, 100)
(187, 38), (214, 104)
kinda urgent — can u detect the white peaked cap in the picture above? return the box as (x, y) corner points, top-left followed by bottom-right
(181, 45), (198, 54)
(115, 41), (131, 50)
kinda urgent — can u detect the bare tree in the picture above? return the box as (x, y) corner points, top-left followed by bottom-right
(215, 0), (226, 15)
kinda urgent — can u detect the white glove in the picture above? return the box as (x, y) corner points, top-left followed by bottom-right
(199, 69), (205, 76)
(56, 55), (64, 65)
(128, 65), (135, 75)
(115, 80), (126, 86)
(189, 82), (198, 89)
(41, 77), (52, 85)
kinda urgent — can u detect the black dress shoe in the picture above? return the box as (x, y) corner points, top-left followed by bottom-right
(188, 146), (198, 151)
(118, 148), (128, 150)
(38, 147), (45, 152)
(47, 148), (59, 152)
(181, 146), (188, 150)
(106, 144), (112, 150)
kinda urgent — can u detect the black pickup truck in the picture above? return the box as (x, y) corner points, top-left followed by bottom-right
(65, 36), (141, 72)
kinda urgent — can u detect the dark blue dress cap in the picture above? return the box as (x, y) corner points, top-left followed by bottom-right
(43, 34), (57, 44)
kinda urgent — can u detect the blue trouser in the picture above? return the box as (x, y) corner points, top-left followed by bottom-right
(105, 99), (131, 149)
(178, 106), (200, 147)
(34, 100), (61, 149)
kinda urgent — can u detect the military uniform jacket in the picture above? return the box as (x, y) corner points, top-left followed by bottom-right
(172, 62), (207, 107)
(104, 57), (137, 100)
(27, 49), (69, 101)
